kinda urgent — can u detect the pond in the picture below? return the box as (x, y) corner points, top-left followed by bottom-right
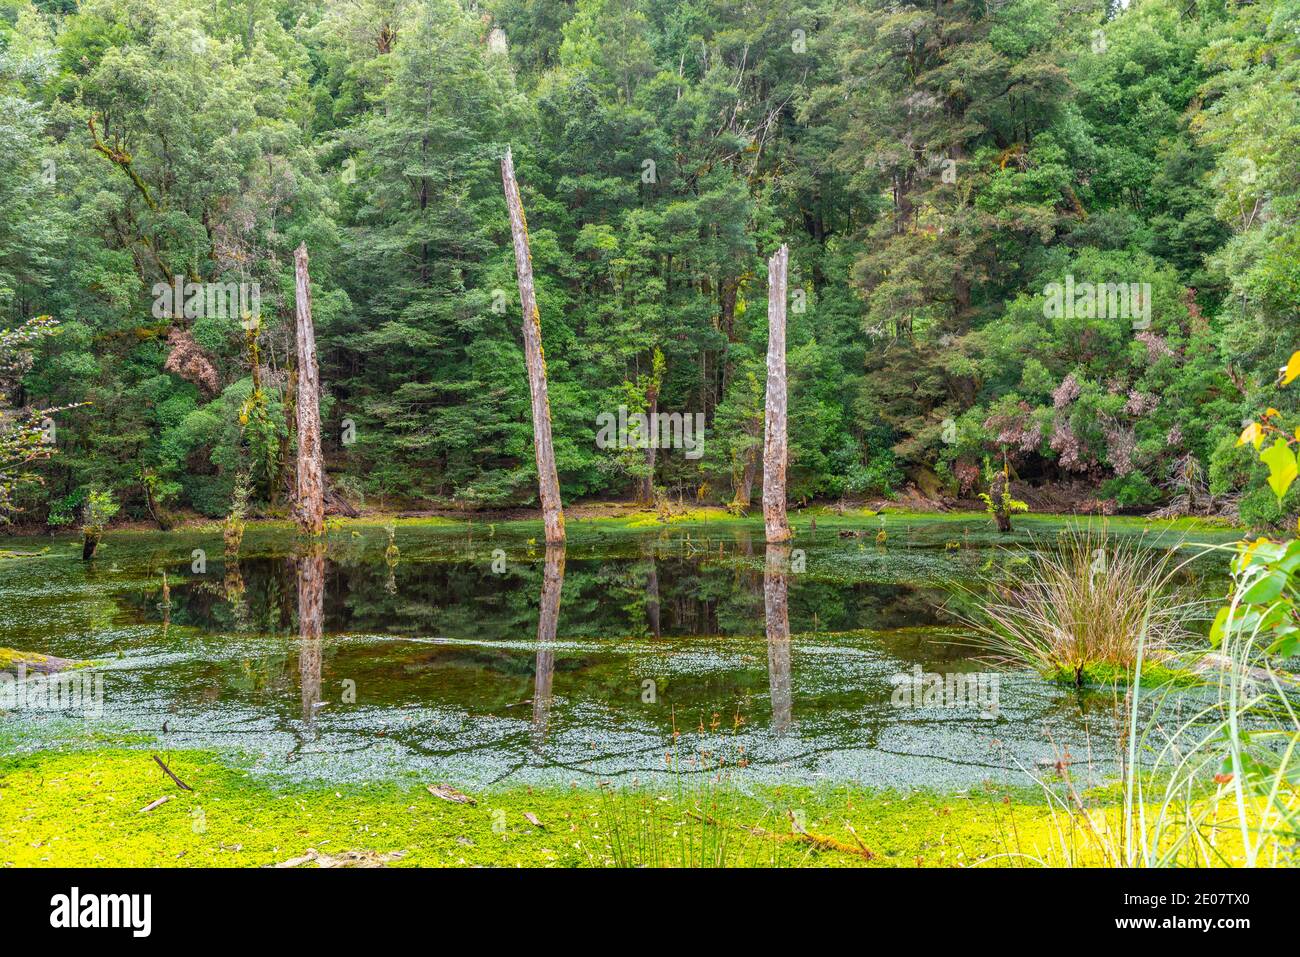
(0, 514), (1241, 792)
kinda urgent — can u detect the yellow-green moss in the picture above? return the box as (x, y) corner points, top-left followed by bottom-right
(1046, 661), (1203, 689)
(0, 748), (1107, 868)
(621, 506), (740, 527)
(0, 647), (88, 674)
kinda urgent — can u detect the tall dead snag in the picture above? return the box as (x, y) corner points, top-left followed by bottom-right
(762, 244), (792, 543)
(989, 467), (1013, 534)
(501, 147), (565, 544)
(293, 243), (325, 537)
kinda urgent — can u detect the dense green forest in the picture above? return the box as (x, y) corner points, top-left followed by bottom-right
(0, 0), (1297, 528)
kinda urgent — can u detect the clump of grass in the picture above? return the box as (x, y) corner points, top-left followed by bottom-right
(960, 527), (1201, 687)
(597, 774), (883, 867)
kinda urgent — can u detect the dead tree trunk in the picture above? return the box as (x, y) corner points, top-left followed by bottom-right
(990, 469), (1013, 534)
(293, 243), (325, 538)
(762, 244), (792, 543)
(501, 147), (565, 544)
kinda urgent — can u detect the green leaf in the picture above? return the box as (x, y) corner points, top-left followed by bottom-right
(1209, 606), (1231, 647)
(1259, 438), (1298, 502)
(1241, 569), (1288, 604)
(1267, 628), (1300, 657)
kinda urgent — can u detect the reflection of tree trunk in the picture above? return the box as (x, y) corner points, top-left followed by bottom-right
(502, 148), (565, 545)
(762, 244), (791, 543)
(764, 544), (792, 735)
(224, 560), (244, 601)
(159, 570), (172, 627)
(532, 544), (566, 745)
(293, 243), (325, 537)
(643, 547), (661, 639)
(298, 548), (325, 724)
(224, 560), (248, 631)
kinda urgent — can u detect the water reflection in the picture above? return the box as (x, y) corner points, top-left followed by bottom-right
(63, 522), (1234, 789)
(765, 544), (792, 735)
(642, 542), (661, 639)
(298, 548), (325, 727)
(141, 547), (961, 640)
(532, 545), (565, 746)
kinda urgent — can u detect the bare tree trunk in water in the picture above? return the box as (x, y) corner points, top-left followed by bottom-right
(293, 244), (325, 538)
(990, 469), (1013, 533)
(502, 148), (565, 544)
(762, 244), (792, 542)
(532, 544), (566, 745)
(764, 544), (792, 735)
(297, 547), (325, 725)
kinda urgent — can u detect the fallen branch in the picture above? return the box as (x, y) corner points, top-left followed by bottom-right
(138, 795), (173, 813)
(152, 754), (193, 791)
(274, 848), (407, 869)
(686, 808), (874, 861)
(427, 784), (476, 805)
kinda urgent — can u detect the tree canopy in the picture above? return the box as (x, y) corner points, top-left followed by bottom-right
(1, 0), (1297, 527)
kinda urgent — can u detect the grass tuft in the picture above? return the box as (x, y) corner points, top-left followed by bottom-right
(960, 527), (1202, 686)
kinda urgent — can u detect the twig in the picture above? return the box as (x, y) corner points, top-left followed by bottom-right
(152, 754), (193, 791)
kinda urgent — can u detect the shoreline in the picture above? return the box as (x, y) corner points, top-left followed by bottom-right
(0, 500), (1245, 539)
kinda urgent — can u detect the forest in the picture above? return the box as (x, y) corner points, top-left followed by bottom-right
(0, 0), (1297, 530)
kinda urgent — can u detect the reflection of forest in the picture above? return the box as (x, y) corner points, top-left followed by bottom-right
(132, 551), (961, 641)
(36, 526), (1226, 787)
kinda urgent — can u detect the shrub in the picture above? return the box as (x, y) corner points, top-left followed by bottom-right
(1099, 471), (1161, 508)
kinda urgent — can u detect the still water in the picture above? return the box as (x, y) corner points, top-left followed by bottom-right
(0, 515), (1236, 791)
